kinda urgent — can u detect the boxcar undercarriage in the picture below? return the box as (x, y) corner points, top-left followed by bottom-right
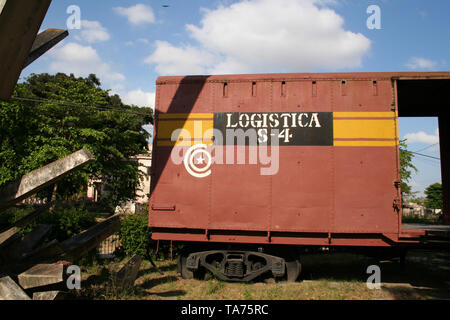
(158, 224), (450, 282)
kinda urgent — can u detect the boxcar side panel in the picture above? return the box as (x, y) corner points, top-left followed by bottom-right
(150, 73), (402, 246)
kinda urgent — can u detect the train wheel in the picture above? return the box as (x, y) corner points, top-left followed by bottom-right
(285, 259), (301, 282)
(178, 254), (194, 279)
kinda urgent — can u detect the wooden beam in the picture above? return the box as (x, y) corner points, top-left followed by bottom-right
(0, 0), (52, 100)
(61, 215), (121, 261)
(0, 276), (31, 300)
(19, 224), (52, 255)
(33, 290), (66, 300)
(0, 224), (51, 267)
(0, 0), (6, 15)
(0, 149), (95, 211)
(23, 28), (69, 69)
(0, 204), (51, 246)
(114, 255), (142, 289)
(19, 239), (65, 266)
(18, 263), (64, 289)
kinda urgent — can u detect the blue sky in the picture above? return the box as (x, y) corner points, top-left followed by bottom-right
(19, 0), (449, 196)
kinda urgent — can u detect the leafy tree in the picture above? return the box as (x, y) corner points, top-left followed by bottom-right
(0, 73), (153, 209)
(399, 139), (418, 200)
(424, 183), (443, 210)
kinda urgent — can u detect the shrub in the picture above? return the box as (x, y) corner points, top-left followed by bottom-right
(0, 204), (96, 242)
(119, 214), (151, 257)
(38, 206), (97, 241)
(401, 213), (440, 225)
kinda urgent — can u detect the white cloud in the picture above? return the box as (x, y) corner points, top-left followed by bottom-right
(409, 180), (421, 188)
(49, 42), (125, 83)
(137, 38), (150, 45)
(114, 4), (155, 25)
(78, 20), (110, 43)
(405, 57), (438, 70)
(145, 40), (217, 75)
(109, 83), (125, 93)
(404, 128), (439, 145)
(122, 89), (155, 108)
(145, 0), (371, 75)
(124, 38), (150, 47)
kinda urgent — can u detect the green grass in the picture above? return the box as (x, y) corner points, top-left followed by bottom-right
(207, 279), (225, 295)
(72, 250), (450, 300)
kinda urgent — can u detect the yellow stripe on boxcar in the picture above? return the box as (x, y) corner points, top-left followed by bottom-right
(333, 112), (399, 147)
(157, 113), (214, 146)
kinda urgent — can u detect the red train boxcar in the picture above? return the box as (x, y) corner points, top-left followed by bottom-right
(149, 72), (449, 282)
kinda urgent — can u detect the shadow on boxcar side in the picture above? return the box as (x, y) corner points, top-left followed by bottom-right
(149, 76), (210, 196)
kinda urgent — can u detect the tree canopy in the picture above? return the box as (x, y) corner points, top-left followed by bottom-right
(399, 139), (418, 200)
(0, 73), (153, 208)
(424, 183), (443, 210)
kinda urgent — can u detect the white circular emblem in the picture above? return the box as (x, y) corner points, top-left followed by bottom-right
(183, 144), (212, 178)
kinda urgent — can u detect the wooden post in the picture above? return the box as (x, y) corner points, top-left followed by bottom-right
(439, 115), (450, 225)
